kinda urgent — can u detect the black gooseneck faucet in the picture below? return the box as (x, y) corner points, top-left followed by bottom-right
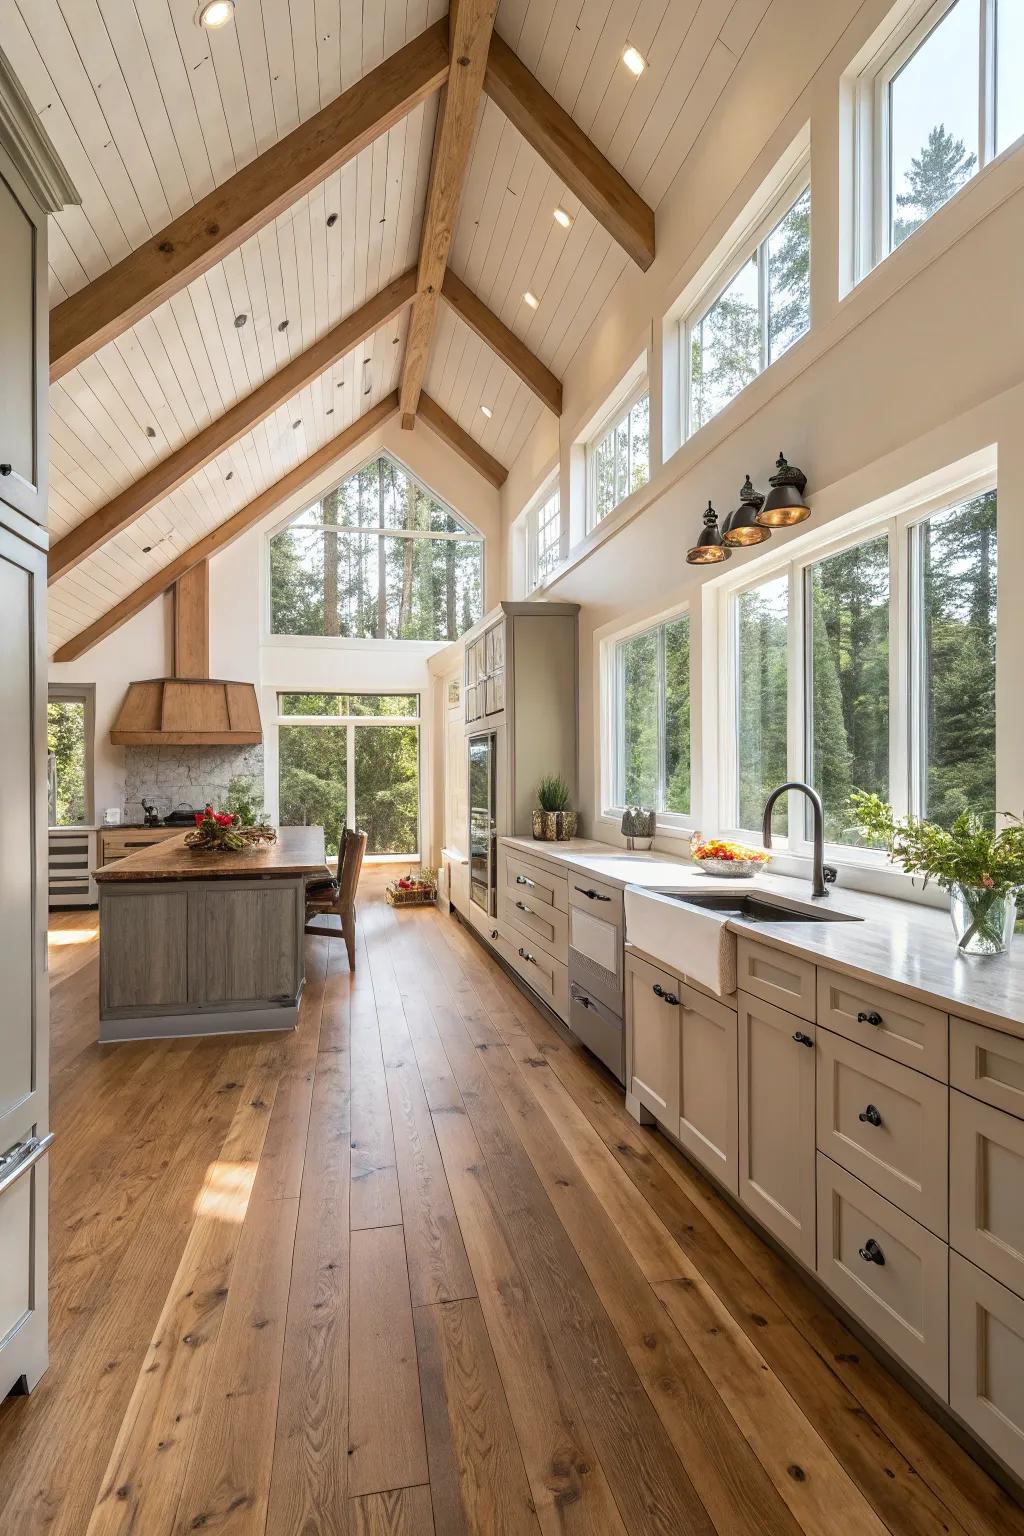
(762, 781), (836, 899)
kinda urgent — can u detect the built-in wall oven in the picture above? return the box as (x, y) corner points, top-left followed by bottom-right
(468, 731), (497, 915)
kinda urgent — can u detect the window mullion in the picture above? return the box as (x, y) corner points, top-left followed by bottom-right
(758, 239), (769, 370)
(346, 722), (356, 841)
(980, 0), (995, 165)
(657, 625), (667, 812)
(790, 562), (808, 848)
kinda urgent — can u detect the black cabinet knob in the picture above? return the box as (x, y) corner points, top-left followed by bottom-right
(792, 1031), (814, 1047)
(515, 900), (529, 911)
(490, 929), (498, 940)
(857, 1010), (883, 1026)
(858, 1104), (882, 1127)
(663, 992), (679, 1006)
(858, 1238), (885, 1265)
(0, 464), (11, 476)
(652, 983), (664, 997)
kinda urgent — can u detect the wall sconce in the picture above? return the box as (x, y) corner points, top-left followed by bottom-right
(686, 502), (730, 564)
(721, 475), (769, 547)
(756, 452), (810, 527)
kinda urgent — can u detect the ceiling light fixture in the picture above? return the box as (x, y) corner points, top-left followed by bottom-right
(756, 452), (811, 527)
(523, 290), (539, 309)
(233, 313), (247, 328)
(686, 502), (730, 565)
(198, 0), (235, 29)
(553, 206), (573, 229)
(722, 475), (770, 547)
(622, 44), (647, 76)
(481, 405), (493, 419)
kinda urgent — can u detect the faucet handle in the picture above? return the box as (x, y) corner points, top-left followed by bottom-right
(823, 864), (837, 884)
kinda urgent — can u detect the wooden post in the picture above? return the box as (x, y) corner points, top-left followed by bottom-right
(174, 560), (209, 679)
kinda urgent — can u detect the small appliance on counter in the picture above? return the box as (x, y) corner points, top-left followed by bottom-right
(140, 798), (162, 827)
(164, 802), (200, 827)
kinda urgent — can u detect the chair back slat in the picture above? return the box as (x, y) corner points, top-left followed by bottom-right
(339, 827), (368, 907)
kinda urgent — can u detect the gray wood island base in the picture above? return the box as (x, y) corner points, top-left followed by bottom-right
(93, 826), (329, 1042)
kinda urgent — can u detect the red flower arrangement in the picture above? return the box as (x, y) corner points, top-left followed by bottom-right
(184, 804), (277, 854)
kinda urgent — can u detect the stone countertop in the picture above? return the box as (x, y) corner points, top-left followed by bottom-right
(500, 835), (1024, 1037)
(94, 825), (329, 882)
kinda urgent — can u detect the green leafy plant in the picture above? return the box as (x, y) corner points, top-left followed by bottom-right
(537, 775), (570, 813)
(224, 774), (268, 829)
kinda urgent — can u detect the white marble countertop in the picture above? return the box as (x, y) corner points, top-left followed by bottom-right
(500, 835), (1024, 1037)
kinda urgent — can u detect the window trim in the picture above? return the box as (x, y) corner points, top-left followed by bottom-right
(585, 379), (651, 533)
(602, 605), (693, 827)
(524, 477), (561, 592)
(47, 683), (95, 828)
(681, 160), (811, 442)
(714, 468), (996, 861)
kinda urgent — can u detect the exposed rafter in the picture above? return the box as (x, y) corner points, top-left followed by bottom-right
(441, 270), (562, 415)
(418, 393), (506, 487)
(48, 270), (417, 583)
(399, 0), (498, 426)
(52, 395), (401, 663)
(48, 21), (449, 381)
(484, 32), (656, 271)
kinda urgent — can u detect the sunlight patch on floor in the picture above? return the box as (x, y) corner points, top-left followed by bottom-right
(193, 1159), (257, 1223)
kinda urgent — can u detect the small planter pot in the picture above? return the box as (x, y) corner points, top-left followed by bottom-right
(532, 810), (578, 841)
(949, 882), (1018, 956)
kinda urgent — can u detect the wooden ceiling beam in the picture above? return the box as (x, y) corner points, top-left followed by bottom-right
(484, 32), (655, 271)
(418, 392), (506, 488)
(440, 269), (562, 415)
(48, 21), (449, 381)
(48, 269), (417, 583)
(399, 0), (498, 426)
(52, 394), (401, 663)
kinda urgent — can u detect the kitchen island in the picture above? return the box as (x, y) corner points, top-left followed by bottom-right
(93, 826), (329, 1042)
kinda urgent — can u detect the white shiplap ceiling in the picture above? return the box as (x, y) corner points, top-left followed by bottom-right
(0, 0), (771, 652)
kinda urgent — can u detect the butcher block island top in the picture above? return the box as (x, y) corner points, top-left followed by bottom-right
(94, 824), (329, 882)
(95, 825), (328, 1042)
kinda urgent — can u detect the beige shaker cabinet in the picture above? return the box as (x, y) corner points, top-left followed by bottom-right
(0, 141), (48, 526)
(950, 1088), (1024, 1299)
(625, 952), (681, 1126)
(949, 1251), (1024, 1480)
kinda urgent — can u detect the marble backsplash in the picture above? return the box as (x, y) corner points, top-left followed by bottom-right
(123, 744), (264, 824)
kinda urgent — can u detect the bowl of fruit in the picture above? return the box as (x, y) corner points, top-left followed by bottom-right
(689, 835), (771, 879)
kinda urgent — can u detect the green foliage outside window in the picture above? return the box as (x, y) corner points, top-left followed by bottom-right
(48, 698), (87, 826)
(617, 615), (689, 815)
(736, 578), (788, 834)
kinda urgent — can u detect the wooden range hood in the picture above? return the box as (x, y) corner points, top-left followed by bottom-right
(110, 562), (261, 747)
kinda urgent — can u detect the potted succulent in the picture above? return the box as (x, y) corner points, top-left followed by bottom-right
(848, 791), (1024, 956)
(532, 776), (578, 842)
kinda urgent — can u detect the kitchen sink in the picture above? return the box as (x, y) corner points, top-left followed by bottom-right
(665, 891), (862, 924)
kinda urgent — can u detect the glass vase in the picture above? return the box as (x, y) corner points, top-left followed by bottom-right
(949, 883), (1017, 956)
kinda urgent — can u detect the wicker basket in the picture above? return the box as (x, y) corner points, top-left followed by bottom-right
(385, 872), (438, 907)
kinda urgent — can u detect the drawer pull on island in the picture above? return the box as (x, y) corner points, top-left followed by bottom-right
(792, 1031), (814, 1047)
(857, 1010), (884, 1026)
(515, 899), (530, 912)
(858, 1238), (886, 1266)
(859, 1103), (883, 1127)
(575, 885), (611, 902)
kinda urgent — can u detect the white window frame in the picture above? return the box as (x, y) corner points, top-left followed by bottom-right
(585, 379), (650, 532)
(681, 162), (810, 442)
(715, 469), (997, 866)
(47, 683), (95, 828)
(854, 0), (1014, 279)
(603, 606), (692, 825)
(274, 692), (422, 862)
(525, 479), (561, 592)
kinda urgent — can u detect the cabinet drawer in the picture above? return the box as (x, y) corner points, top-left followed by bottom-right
(950, 1089), (1024, 1298)
(950, 1252), (1024, 1480)
(816, 1155), (948, 1397)
(503, 850), (568, 913)
(679, 983), (738, 1195)
(499, 890), (568, 962)
(568, 873), (623, 919)
(815, 1030), (948, 1238)
(950, 1016), (1024, 1119)
(737, 938), (816, 1022)
(99, 828), (177, 863)
(500, 915), (568, 1022)
(816, 968), (948, 1081)
(738, 992), (816, 1267)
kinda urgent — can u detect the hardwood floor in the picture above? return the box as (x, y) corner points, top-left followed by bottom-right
(3, 887), (1023, 1534)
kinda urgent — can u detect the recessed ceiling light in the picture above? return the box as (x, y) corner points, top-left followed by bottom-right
(553, 206), (573, 229)
(277, 319), (289, 331)
(233, 313), (247, 328)
(292, 419), (301, 429)
(622, 43), (647, 75)
(225, 470), (234, 480)
(198, 0), (235, 29)
(145, 425), (157, 438)
(481, 405), (493, 419)
(327, 212), (338, 228)
(523, 291), (539, 309)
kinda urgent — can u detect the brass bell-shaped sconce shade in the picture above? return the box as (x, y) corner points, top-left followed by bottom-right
(722, 475), (770, 546)
(686, 501), (731, 565)
(756, 452), (810, 527)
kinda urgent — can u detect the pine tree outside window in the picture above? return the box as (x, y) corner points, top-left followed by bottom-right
(609, 613), (691, 818)
(268, 455), (483, 641)
(586, 387), (650, 529)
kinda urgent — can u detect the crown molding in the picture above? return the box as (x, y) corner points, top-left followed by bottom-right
(0, 46), (78, 211)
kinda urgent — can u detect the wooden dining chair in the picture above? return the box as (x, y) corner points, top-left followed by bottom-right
(304, 827), (368, 969)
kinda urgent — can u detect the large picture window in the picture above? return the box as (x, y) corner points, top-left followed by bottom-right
(722, 487), (997, 853)
(270, 455), (483, 641)
(277, 693), (420, 859)
(612, 613), (690, 817)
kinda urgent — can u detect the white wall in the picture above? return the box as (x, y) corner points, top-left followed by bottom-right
(49, 415), (503, 855)
(496, 0), (1024, 878)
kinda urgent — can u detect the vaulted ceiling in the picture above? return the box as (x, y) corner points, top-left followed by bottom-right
(2, 0), (771, 656)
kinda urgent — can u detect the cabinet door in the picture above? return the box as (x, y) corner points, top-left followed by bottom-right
(485, 622), (505, 715)
(626, 953), (680, 1125)
(950, 1089), (1024, 1298)
(100, 887), (190, 1011)
(950, 1252), (1024, 1479)
(678, 982), (738, 1193)
(193, 883), (301, 1005)
(0, 528), (49, 1396)
(738, 991), (816, 1266)
(0, 155), (47, 526)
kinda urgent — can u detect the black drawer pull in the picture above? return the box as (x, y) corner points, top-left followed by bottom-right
(858, 1104), (882, 1127)
(575, 885), (611, 902)
(490, 929), (499, 940)
(792, 1031), (814, 1047)
(663, 992), (679, 1007)
(858, 1238), (885, 1265)
(652, 983), (665, 997)
(515, 874), (535, 888)
(518, 946), (536, 965)
(515, 900), (530, 911)
(857, 1010), (883, 1027)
